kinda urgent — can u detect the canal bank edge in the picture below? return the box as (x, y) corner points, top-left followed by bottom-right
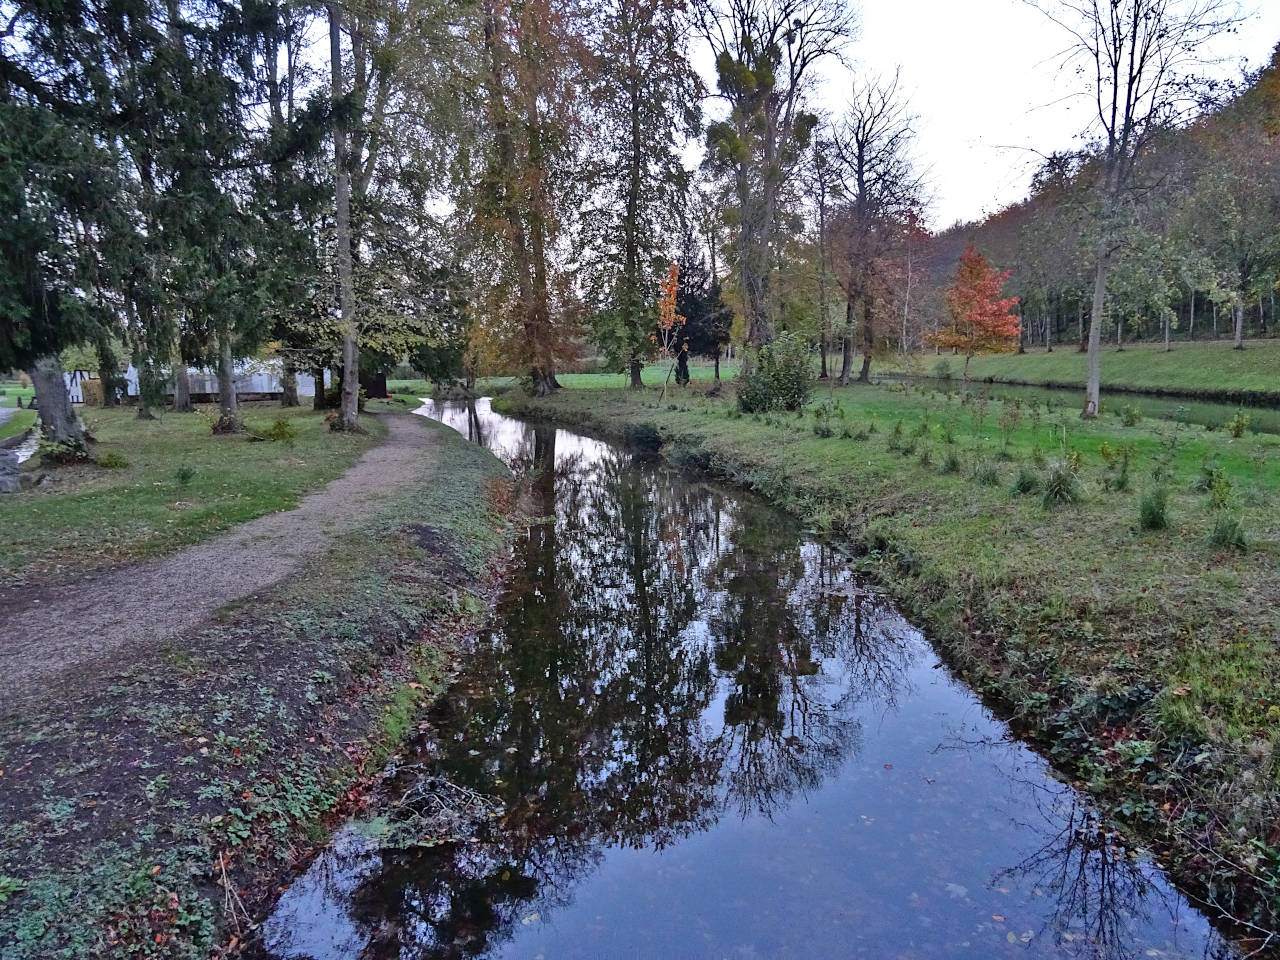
(0, 414), (517, 960)
(492, 389), (1280, 950)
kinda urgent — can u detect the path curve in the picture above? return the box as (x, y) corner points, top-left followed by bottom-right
(0, 414), (439, 707)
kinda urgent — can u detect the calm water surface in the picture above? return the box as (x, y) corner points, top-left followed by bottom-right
(263, 398), (1237, 960)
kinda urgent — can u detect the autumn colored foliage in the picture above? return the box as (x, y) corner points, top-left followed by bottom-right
(926, 245), (1020, 379)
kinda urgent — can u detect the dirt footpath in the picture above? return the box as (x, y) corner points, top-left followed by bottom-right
(0, 414), (439, 708)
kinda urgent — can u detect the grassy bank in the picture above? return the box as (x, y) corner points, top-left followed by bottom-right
(0, 405), (379, 585)
(495, 382), (1280, 938)
(388, 360), (739, 400)
(0, 413), (514, 959)
(0, 410), (36, 443)
(885, 340), (1280, 404)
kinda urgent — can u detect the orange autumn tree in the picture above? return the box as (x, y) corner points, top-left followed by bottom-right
(927, 245), (1021, 381)
(655, 261), (686, 402)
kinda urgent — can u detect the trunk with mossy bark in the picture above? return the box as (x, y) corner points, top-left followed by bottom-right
(215, 332), (240, 430)
(629, 359), (643, 390)
(30, 354), (87, 454)
(856, 296), (873, 383)
(281, 358), (299, 407)
(172, 357), (194, 412)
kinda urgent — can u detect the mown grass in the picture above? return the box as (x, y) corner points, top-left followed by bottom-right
(0, 409), (36, 442)
(388, 360), (739, 399)
(885, 339), (1280, 399)
(495, 379), (1280, 930)
(0, 381), (35, 408)
(0, 404), (381, 583)
(0, 414), (514, 959)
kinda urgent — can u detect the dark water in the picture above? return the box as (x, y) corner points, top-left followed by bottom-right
(888, 377), (1280, 435)
(263, 398), (1237, 960)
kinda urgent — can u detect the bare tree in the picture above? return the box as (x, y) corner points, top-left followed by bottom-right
(1029, 0), (1244, 417)
(696, 0), (855, 347)
(828, 72), (922, 383)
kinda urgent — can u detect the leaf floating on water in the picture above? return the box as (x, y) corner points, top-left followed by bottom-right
(1006, 932), (1018, 943)
(992, 915), (1005, 922)
(521, 912), (539, 925)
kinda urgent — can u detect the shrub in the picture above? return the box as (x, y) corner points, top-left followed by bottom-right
(1139, 488), (1170, 530)
(175, 465), (196, 488)
(1030, 445), (1046, 467)
(38, 437), (90, 466)
(1225, 411), (1250, 438)
(932, 358), (953, 380)
(98, 451), (129, 469)
(1120, 405), (1142, 427)
(1193, 458), (1226, 494)
(264, 417), (297, 446)
(811, 401), (835, 438)
(624, 423), (662, 451)
(1042, 462), (1081, 508)
(973, 461), (1000, 486)
(736, 333), (812, 413)
(940, 450), (962, 474)
(1012, 468), (1041, 495)
(917, 446), (933, 467)
(1208, 514), (1247, 551)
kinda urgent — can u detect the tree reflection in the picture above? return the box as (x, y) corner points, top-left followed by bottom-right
(316, 414), (917, 959)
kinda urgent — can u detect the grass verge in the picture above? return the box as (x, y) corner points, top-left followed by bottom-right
(0, 413), (514, 959)
(494, 380), (1280, 941)
(0, 405), (380, 584)
(888, 340), (1280, 404)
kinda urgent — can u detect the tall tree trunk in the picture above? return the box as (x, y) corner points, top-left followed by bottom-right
(714, 350), (720, 382)
(837, 295), (854, 384)
(281, 358), (299, 407)
(96, 338), (121, 407)
(172, 343), (194, 412)
(629, 358), (643, 390)
(818, 339), (828, 379)
(330, 3), (360, 431)
(312, 366), (327, 411)
(856, 296), (873, 383)
(1188, 289), (1195, 340)
(216, 331), (239, 428)
(1233, 299), (1245, 349)
(1082, 248), (1110, 418)
(30, 354), (87, 452)
(1163, 310), (1171, 352)
(1077, 300), (1086, 353)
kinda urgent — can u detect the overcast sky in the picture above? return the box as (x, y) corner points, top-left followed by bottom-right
(790, 0), (1280, 229)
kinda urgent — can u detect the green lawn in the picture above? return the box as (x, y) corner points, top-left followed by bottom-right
(0, 380), (35, 408)
(496, 379), (1280, 927)
(388, 360), (739, 399)
(0, 404), (381, 583)
(0, 409), (36, 441)
(884, 339), (1280, 399)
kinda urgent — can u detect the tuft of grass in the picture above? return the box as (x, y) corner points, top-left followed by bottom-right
(1041, 462), (1081, 508)
(1012, 468), (1041, 495)
(973, 461), (1000, 486)
(97, 451), (129, 469)
(1208, 513), (1247, 551)
(939, 450), (962, 474)
(1139, 488), (1170, 530)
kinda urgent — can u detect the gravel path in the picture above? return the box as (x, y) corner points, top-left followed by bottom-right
(0, 414), (440, 707)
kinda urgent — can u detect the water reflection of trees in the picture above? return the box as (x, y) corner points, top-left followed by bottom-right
(327, 419), (920, 958)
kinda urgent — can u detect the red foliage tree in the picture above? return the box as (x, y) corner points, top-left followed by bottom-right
(926, 245), (1021, 380)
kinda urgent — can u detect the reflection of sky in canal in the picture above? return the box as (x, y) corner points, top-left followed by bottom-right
(263, 399), (1236, 960)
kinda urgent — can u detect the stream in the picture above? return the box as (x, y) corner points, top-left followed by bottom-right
(262, 398), (1238, 960)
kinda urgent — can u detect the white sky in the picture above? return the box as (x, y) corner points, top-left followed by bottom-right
(790, 0), (1280, 229)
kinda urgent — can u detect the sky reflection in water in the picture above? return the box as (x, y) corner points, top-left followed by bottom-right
(264, 398), (1234, 960)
